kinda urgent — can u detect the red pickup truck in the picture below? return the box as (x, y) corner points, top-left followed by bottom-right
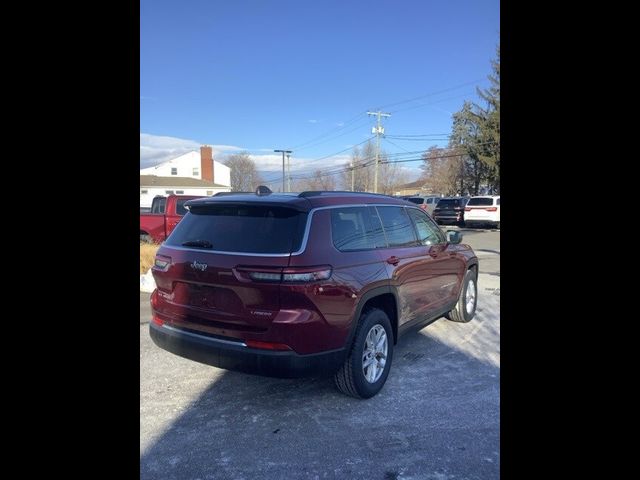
(140, 195), (203, 243)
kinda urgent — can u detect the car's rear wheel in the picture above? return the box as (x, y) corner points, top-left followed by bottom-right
(446, 268), (477, 323)
(334, 308), (394, 399)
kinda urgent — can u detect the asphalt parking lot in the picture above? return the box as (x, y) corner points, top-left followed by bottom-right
(140, 229), (500, 480)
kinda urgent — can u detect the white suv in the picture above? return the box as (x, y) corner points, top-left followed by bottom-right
(464, 196), (500, 229)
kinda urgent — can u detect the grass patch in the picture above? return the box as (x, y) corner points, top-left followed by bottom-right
(140, 243), (160, 274)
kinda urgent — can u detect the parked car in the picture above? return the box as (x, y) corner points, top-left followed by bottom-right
(432, 197), (468, 226)
(140, 194), (205, 243)
(405, 195), (441, 215)
(149, 188), (478, 398)
(464, 195), (500, 229)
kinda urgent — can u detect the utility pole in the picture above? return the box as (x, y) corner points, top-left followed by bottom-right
(274, 149), (292, 193)
(367, 111), (391, 193)
(351, 159), (355, 191)
(286, 153), (291, 192)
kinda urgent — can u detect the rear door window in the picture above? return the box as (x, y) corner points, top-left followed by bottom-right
(331, 207), (385, 251)
(166, 205), (308, 254)
(175, 199), (189, 215)
(376, 206), (419, 248)
(407, 197), (424, 205)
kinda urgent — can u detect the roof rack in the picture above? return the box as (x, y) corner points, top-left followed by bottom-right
(298, 190), (395, 198)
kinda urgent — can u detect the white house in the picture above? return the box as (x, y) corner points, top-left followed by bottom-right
(140, 145), (231, 207)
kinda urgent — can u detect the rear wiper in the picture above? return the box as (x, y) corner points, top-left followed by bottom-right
(181, 240), (213, 248)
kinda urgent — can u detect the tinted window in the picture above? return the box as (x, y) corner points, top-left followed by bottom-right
(467, 197), (494, 206)
(407, 209), (445, 245)
(331, 207), (385, 251)
(376, 206), (419, 248)
(367, 206), (387, 248)
(176, 199), (189, 215)
(426, 198), (433, 204)
(436, 199), (461, 208)
(151, 197), (166, 214)
(166, 205), (307, 254)
(497, 198), (500, 205)
(407, 197), (424, 205)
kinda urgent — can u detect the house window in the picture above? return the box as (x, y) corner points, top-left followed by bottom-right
(206, 190), (214, 196)
(176, 190), (184, 194)
(171, 167), (177, 175)
(140, 189), (148, 194)
(165, 190), (174, 195)
(193, 168), (199, 176)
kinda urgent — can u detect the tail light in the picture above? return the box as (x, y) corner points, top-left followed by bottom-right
(150, 288), (159, 309)
(153, 254), (172, 272)
(465, 207), (471, 211)
(485, 207), (498, 212)
(236, 266), (332, 283)
(420, 204), (427, 210)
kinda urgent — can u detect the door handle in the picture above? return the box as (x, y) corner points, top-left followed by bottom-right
(386, 256), (400, 266)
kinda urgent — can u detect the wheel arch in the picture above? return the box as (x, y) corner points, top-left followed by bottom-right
(344, 286), (400, 347)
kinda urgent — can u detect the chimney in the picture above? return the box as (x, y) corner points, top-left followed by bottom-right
(200, 145), (214, 183)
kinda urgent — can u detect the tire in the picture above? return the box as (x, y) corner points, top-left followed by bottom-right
(334, 308), (394, 399)
(447, 268), (478, 323)
(495, 221), (500, 230)
(140, 234), (153, 244)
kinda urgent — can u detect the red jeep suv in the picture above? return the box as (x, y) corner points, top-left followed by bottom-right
(149, 189), (478, 398)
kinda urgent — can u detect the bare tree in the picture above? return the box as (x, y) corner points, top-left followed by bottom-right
(339, 140), (408, 194)
(420, 146), (461, 195)
(223, 152), (263, 192)
(295, 169), (337, 191)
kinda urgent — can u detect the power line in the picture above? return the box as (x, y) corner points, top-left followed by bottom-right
(375, 79), (486, 110)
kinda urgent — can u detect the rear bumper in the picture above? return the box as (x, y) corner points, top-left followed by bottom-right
(149, 322), (346, 378)
(434, 215), (462, 223)
(464, 219), (498, 225)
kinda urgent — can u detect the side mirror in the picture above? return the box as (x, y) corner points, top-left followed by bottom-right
(446, 230), (462, 244)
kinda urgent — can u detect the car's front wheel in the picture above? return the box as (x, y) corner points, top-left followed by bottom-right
(446, 268), (477, 323)
(334, 308), (394, 399)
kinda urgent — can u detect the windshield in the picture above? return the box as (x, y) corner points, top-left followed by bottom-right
(436, 199), (460, 208)
(467, 197), (494, 206)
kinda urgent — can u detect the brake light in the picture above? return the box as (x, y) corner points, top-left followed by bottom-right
(485, 207), (497, 212)
(420, 204), (427, 210)
(153, 254), (172, 272)
(465, 207), (471, 211)
(150, 288), (159, 309)
(246, 340), (292, 351)
(236, 266), (332, 283)
(151, 314), (164, 326)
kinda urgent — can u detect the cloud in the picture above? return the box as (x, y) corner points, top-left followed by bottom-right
(307, 119), (318, 124)
(336, 122), (345, 127)
(140, 133), (353, 175)
(140, 133), (243, 169)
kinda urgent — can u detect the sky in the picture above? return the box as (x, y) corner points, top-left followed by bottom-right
(140, 0), (500, 187)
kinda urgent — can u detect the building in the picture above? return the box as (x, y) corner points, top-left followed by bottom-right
(140, 145), (231, 207)
(394, 179), (429, 197)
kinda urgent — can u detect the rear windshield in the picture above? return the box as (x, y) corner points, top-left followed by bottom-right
(166, 205), (308, 254)
(407, 197), (424, 205)
(436, 199), (461, 208)
(467, 197), (494, 206)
